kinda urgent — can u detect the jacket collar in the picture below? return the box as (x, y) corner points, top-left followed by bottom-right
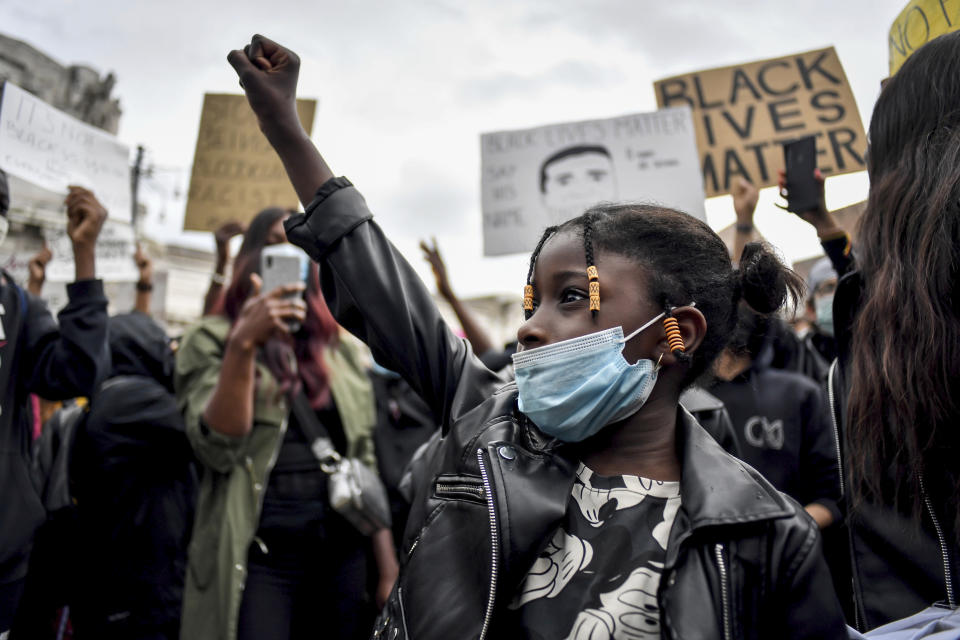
(520, 402), (795, 531)
(673, 406), (794, 531)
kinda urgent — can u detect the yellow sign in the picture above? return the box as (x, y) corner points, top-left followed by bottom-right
(654, 47), (866, 198)
(889, 0), (960, 75)
(183, 94), (316, 232)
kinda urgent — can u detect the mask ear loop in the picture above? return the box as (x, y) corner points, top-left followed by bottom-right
(654, 353), (664, 372)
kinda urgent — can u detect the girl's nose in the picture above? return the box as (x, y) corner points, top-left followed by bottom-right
(516, 315), (547, 351)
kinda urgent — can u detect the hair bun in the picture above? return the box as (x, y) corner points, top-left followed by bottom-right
(737, 242), (804, 314)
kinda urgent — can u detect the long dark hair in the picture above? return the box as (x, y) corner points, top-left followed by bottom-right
(525, 204), (803, 384)
(847, 31), (960, 534)
(221, 207), (339, 407)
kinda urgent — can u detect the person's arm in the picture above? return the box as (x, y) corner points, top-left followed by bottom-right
(775, 516), (847, 638)
(228, 38), (332, 203)
(731, 178), (760, 264)
(798, 383), (842, 529)
(27, 245), (52, 296)
(228, 35), (502, 427)
(419, 238), (495, 356)
(24, 187), (110, 399)
(133, 243), (153, 315)
(202, 220), (245, 315)
(371, 528), (400, 609)
(201, 276), (305, 438)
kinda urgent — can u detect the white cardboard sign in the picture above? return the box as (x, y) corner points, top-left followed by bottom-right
(44, 220), (138, 283)
(480, 106), (706, 256)
(0, 82), (131, 221)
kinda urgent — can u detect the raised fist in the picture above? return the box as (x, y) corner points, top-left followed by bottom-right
(228, 35), (303, 139)
(65, 186), (107, 251)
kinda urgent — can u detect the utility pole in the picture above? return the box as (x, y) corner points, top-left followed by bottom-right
(131, 144), (145, 226)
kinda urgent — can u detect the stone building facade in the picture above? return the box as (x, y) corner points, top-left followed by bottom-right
(0, 32), (122, 133)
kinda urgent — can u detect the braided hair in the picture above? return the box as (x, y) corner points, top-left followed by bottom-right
(523, 225), (558, 320)
(522, 203), (802, 384)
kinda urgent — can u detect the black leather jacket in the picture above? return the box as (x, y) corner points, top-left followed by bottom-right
(285, 178), (847, 640)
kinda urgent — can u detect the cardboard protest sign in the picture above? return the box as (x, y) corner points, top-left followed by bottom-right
(183, 94), (316, 232)
(654, 47), (866, 198)
(889, 0), (960, 75)
(44, 219), (138, 283)
(0, 82), (131, 220)
(481, 106), (705, 256)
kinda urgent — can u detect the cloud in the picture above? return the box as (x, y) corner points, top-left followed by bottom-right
(458, 59), (625, 104)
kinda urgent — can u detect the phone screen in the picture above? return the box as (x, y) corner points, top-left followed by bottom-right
(782, 135), (819, 214)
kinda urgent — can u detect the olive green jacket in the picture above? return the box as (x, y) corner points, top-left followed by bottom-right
(175, 315), (377, 640)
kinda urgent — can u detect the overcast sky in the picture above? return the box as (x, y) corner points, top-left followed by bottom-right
(3, 0), (905, 297)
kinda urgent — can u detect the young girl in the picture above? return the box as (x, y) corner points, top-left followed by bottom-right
(226, 35), (846, 639)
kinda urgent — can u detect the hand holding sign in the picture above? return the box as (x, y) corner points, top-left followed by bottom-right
(65, 186), (108, 280)
(732, 178), (759, 224)
(27, 244), (52, 296)
(227, 35), (304, 142)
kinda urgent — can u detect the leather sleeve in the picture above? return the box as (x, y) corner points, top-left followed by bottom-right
(23, 279), (110, 399)
(285, 180), (503, 433)
(798, 383), (843, 524)
(774, 514), (848, 639)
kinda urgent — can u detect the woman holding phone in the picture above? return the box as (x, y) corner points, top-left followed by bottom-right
(175, 207), (398, 640)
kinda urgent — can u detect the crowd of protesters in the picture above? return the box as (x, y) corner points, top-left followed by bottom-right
(0, 26), (959, 640)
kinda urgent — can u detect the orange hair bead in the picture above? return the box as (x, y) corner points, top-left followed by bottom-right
(523, 284), (534, 311)
(663, 316), (685, 354)
(587, 265), (600, 312)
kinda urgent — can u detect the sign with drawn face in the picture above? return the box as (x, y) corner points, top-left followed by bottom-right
(480, 107), (705, 256)
(654, 47), (867, 198)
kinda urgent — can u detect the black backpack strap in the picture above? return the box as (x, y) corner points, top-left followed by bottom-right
(289, 391), (341, 467)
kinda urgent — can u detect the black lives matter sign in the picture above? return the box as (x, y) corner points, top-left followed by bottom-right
(654, 47), (866, 198)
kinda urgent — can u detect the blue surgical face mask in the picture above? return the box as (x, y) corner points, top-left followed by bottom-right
(511, 311), (666, 443)
(815, 295), (834, 337)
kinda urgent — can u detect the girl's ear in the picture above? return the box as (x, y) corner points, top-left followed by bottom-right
(655, 305), (707, 366)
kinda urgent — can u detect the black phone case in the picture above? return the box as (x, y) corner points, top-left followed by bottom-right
(782, 136), (819, 214)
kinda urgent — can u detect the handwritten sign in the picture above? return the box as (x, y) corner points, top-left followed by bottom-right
(889, 0), (960, 74)
(654, 47), (867, 198)
(44, 219), (138, 283)
(183, 93), (316, 232)
(0, 82), (131, 220)
(480, 106), (705, 256)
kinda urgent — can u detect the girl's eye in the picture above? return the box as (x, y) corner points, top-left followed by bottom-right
(560, 289), (587, 304)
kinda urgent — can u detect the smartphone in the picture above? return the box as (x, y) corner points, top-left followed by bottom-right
(261, 244), (309, 332)
(781, 135), (820, 214)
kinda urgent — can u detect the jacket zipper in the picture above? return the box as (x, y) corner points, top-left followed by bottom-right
(476, 449), (500, 640)
(435, 483), (485, 499)
(827, 360), (845, 498)
(920, 475), (956, 608)
(714, 543), (732, 640)
(829, 361), (868, 630)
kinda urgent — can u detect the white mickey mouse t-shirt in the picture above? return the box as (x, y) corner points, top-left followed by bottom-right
(510, 463), (681, 640)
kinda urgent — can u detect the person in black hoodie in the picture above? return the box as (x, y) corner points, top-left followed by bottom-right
(709, 304), (841, 530)
(0, 171), (110, 634)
